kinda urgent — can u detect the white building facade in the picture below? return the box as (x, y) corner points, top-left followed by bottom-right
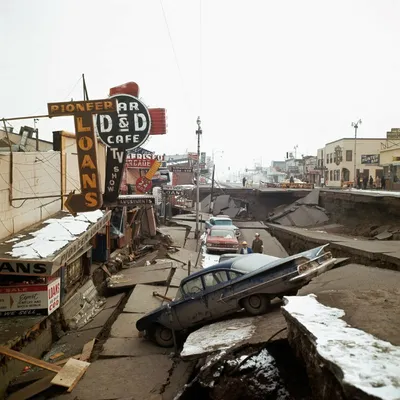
(324, 138), (384, 187)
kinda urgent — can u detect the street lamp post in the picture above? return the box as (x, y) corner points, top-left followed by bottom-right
(195, 117), (202, 239)
(351, 119), (362, 187)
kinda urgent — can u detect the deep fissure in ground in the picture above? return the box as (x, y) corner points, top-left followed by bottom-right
(181, 340), (312, 400)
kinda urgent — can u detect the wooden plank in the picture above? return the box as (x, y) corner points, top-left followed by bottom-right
(0, 346), (61, 373)
(7, 373), (56, 400)
(50, 352), (65, 360)
(51, 358), (90, 389)
(53, 354), (82, 366)
(80, 339), (96, 362)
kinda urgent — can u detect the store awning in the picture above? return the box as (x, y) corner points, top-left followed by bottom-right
(0, 210), (111, 277)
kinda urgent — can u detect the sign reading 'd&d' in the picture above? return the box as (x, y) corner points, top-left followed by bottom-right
(94, 93), (152, 204)
(48, 99), (117, 215)
(95, 94), (151, 151)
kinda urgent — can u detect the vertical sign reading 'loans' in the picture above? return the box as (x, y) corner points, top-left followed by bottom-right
(95, 94), (152, 203)
(48, 99), (117, 215)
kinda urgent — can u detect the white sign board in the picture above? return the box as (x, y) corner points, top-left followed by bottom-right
(0, 278), (61, 317)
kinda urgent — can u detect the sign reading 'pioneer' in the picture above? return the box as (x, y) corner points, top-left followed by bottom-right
(95, 94), (152, 151)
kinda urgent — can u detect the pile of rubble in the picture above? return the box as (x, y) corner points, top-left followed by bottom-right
(200, 194), (247, 218)
(267, 189), (329, 227)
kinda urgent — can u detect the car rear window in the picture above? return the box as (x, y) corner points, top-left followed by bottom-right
(202, 271), (230, 288)
(210, 229), (235, 238)
(228, 271), (242, 280)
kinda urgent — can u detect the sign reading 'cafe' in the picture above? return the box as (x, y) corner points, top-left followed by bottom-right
(47, 81), (167, 214)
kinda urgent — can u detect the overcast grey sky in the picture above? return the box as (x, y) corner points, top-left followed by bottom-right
(1, 0), (400, 176)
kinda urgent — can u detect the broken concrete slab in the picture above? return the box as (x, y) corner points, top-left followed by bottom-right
(170, 267), (190, 287)
(167, 247), (199, 266)
(102, 293), (125, 310)
(276, 205), (329, 227)
(123, 284), (178, 314)
(235, 221), (267, 229)
(334, 240), (400, 257)
(78, 308), (116, 332)
(223, 207), (241, 218)
(123, 250), (159, 269)
(375, 231), (393, 241)
(158, 227), (187, 247)
(55, 327), (102, 358)
(213, 195), (231, 215)
(295, 188), (320, 205)
(180, 317), (257, 360)
(56, 356), (173, 400)
(110, 313), (143, 337)
(107, 262), (175, 289)
(100, 337), (168, 358)
(200, 194), (211, 212)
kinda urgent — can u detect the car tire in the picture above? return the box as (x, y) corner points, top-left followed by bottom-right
(243, 294), (270, 315)
(154, 325), (175, 348)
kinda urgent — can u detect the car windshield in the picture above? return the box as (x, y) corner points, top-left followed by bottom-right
(210, 229), (235, 238)
(214, 219), (232, 225)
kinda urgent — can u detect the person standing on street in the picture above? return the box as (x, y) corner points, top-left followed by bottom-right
(381, 176), (386, 190)
(369, 175), (374, 189)
(252, 233), (264, 254)
(239, 241), (253, 254)
(242, 177), (247, 187)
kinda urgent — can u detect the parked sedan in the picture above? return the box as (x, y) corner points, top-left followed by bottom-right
(136, 245), (336, 347)
(205, 216), (240, 238)
(205, 226), (239, 253)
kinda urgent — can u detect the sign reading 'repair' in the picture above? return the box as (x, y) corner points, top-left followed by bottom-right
(48, 99), (117, 215)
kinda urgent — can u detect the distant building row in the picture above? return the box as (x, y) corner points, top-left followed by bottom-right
(272, 128), (400, 190)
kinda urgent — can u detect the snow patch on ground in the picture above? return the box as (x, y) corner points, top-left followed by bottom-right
(181, 317), (256, 358)
(5, 210), (105, 259)
(348, 188), (400, 197)
(201, 246), (220, 269)
(283, 294), (400, 400)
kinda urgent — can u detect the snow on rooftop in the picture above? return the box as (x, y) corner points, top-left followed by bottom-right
(5, 210), (105, 259)
(181, 317), (256, 358)
(283, 294), (400, 400)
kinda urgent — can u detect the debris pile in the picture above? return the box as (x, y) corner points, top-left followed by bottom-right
(267, 189), (329, 227)
(201, 194), (248, 218)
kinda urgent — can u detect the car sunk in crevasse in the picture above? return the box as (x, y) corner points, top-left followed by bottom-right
(205, 216), (240, 238)
(205, 226), (239, 254)
(136, 244), (336, 347)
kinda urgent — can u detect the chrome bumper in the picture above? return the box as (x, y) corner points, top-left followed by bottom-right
(289, 252), (336, 283)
